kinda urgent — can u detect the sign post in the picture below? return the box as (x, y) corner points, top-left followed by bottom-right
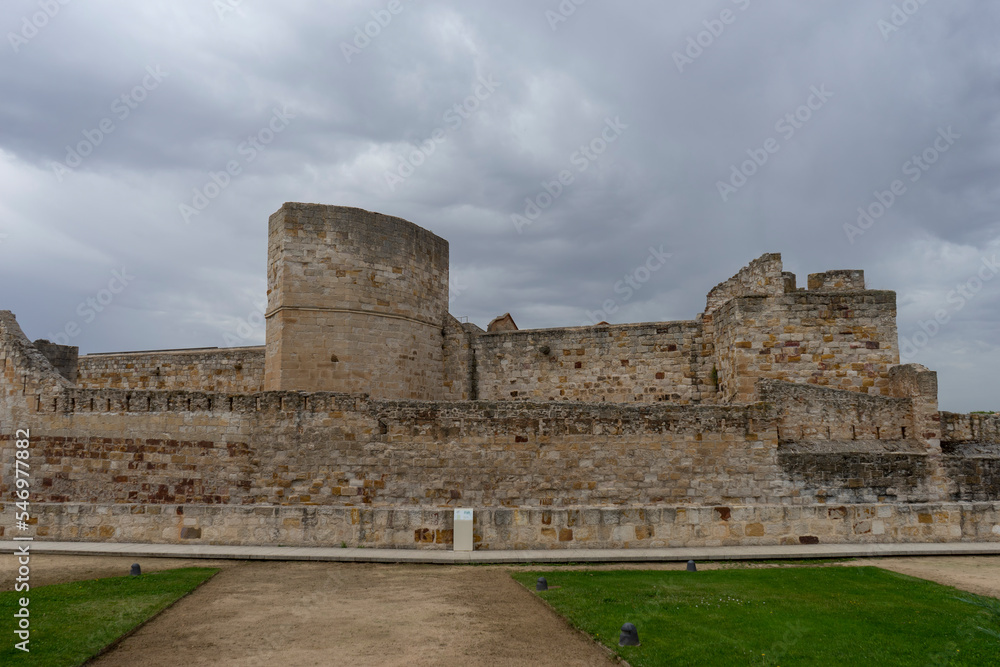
(453, 508), (473, 552)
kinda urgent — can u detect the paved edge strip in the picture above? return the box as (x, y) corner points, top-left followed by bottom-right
(2, 541), (999, 564)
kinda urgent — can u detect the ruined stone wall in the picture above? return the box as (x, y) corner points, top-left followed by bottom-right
(712, 290), (899, 403)
(468, 253), (896, 408)
(0, 312), (71, 421)
(9, 388), (783, 509)
(264, 203), (449, 399)
(941, 411), (1000, 502)
(32, 340), (78, 383)
(1, 371), (997, 547)
(76, 347), (265, 393)
(808, 270), (867, 292)
(941, 412), (1000, 445)
(759, 380), (938, 504)
(2, 374), (961, 514)
(441, 316), (478, 401)
(472, 321), (717, 404)
(704, 252), (785, 314)
(3, 227), (1000, 551)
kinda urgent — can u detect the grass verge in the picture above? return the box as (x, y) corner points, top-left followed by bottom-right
(512, 566), (1000, 666)
(0, 566), (218, 666)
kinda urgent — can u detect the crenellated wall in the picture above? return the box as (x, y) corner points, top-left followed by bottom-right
(466, 252), (898, 406)
(0, 305), (996, 551)
(1, 371), (996, 548)
(1, 204), (996, 551)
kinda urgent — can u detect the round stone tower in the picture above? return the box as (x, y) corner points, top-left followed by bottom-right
(263, 203), (449, 399)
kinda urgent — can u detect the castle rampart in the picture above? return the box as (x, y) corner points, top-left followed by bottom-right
(1, 203), (996, 551)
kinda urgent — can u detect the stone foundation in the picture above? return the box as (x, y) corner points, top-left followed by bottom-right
(8, 502), (999, 550)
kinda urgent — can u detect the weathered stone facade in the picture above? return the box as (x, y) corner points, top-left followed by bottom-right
(1, 203), (997, 550)
(75, 347), (265, 393)
(263, 204), (449, 399)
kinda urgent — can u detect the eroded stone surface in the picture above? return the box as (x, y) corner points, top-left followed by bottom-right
(0, 203), (996, 551)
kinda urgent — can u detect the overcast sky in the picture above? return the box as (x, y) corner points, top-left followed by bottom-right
(1, 1), (997, 411)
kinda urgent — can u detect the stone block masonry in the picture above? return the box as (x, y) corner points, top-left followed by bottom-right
(76, 346), (264, 393)
(0, 202), (996, 550)
(264, 203), (449, 399)
(472, 320), (716, 404)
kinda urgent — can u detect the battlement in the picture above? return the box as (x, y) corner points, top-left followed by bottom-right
(8, 205), (899, 407)
(3, 204), (995, 552)
(808, 269), (866, 292)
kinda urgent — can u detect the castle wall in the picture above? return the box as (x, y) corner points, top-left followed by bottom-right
(0, 382), (948, 512)
(76, 347), (265, 393)
(2, 381), (997, 548)
(264, 203), (449, 399)
(467, 253), (897, 408)
(472, 321), (716, 404)
(441, 315), (478, 401)
(32, 340), (78, 382)
(12, 389), (781, 509)
(3, 219), (998, 552)
(941, 412), (1000, 445)
(760, 380), (937, 504)
(0, 312), (71, 418)
(940, 411), (1000, 502)
(1, 301), (996, 550)
(712, 290), (899, 403)
(704, 252), (785, 314)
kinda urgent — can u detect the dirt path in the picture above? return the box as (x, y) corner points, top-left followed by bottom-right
(0, 554), (232, 589)
(854, 556), (1000, 600)
(89, 561), (616, 667)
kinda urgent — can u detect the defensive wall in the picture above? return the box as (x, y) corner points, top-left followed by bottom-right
(1, 203), (997, 550)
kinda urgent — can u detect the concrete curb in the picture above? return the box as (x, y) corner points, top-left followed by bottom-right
(3, 540), (999, 564)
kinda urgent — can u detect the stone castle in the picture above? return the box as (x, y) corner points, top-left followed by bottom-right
(1, 203), (997, 549)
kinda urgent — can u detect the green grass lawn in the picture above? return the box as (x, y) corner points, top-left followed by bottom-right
(0, 567), (218, 666)
(512, 566), (1000, 667)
